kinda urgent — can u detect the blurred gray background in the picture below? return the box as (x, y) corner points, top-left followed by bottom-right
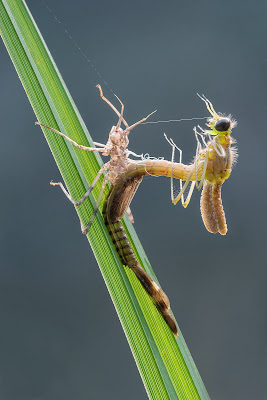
(0, 0), (267, 399)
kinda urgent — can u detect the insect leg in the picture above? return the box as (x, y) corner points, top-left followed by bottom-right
(197, 124), (206, 134)
(96, 84), (129, 128)
(82, 180), (108, 234)
(209, 136), (226, 157)
(96, 84), (155, 133)
(164, 134), (197, 207)
(172, 164), (200, 205)
(50, 164), (108, 206)
(35, 123), (105, 153)
(183, 128), (209, 206)
(94, 141), (105, 147)
(194, 126), (210, 188)
(193, 128), (202, 190)
(196, 126), (209, 149)
(164, 134), (185, 204)
(197, 150), (209, 190)
(126, 110), (157, 133)
(182, 181), (196, 208)
(114, 94), (125, 130)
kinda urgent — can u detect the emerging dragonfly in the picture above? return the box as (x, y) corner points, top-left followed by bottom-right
(36, 85), (191, 337)
(36, 87), (237, 336)
(165, 94), (237, 235)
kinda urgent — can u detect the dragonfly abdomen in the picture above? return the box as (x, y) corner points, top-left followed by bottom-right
(103, 179), (178, 336)
(105, 217), (178, 336)
(200, 181), (227, 235)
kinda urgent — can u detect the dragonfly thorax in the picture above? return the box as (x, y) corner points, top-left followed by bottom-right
(205, 136), (233, 183)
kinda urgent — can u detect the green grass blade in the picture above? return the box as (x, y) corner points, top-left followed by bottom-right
(0, 1), (211, 399)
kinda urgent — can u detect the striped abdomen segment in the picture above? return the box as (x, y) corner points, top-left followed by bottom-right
(200, 181), (227, 235)
(103, 178), (178, 336)
(105, 218), (178, 336)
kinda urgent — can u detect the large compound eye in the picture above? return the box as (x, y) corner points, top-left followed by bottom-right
(214, 118), (231, 132)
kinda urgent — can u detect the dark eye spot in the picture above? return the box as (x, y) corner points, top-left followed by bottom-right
(215, 118), (231, 132)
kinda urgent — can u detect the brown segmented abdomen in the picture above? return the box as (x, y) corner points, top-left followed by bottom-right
(212, 181), (227, 235)
(102, 177), (178, 336)
(200, 182), (219, 234)
(200, 181), (227, 235)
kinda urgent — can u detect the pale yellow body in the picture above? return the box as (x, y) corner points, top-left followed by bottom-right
(162, 94), (237, 235)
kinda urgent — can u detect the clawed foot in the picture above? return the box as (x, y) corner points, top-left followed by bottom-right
(80, 221), (88, 235)
(82, 227), (87, 235)
(50, 180), (60, 186)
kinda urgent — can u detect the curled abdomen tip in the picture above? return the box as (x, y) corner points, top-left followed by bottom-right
(162, 311), (178, 337)
(219, 226), (227, 235)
